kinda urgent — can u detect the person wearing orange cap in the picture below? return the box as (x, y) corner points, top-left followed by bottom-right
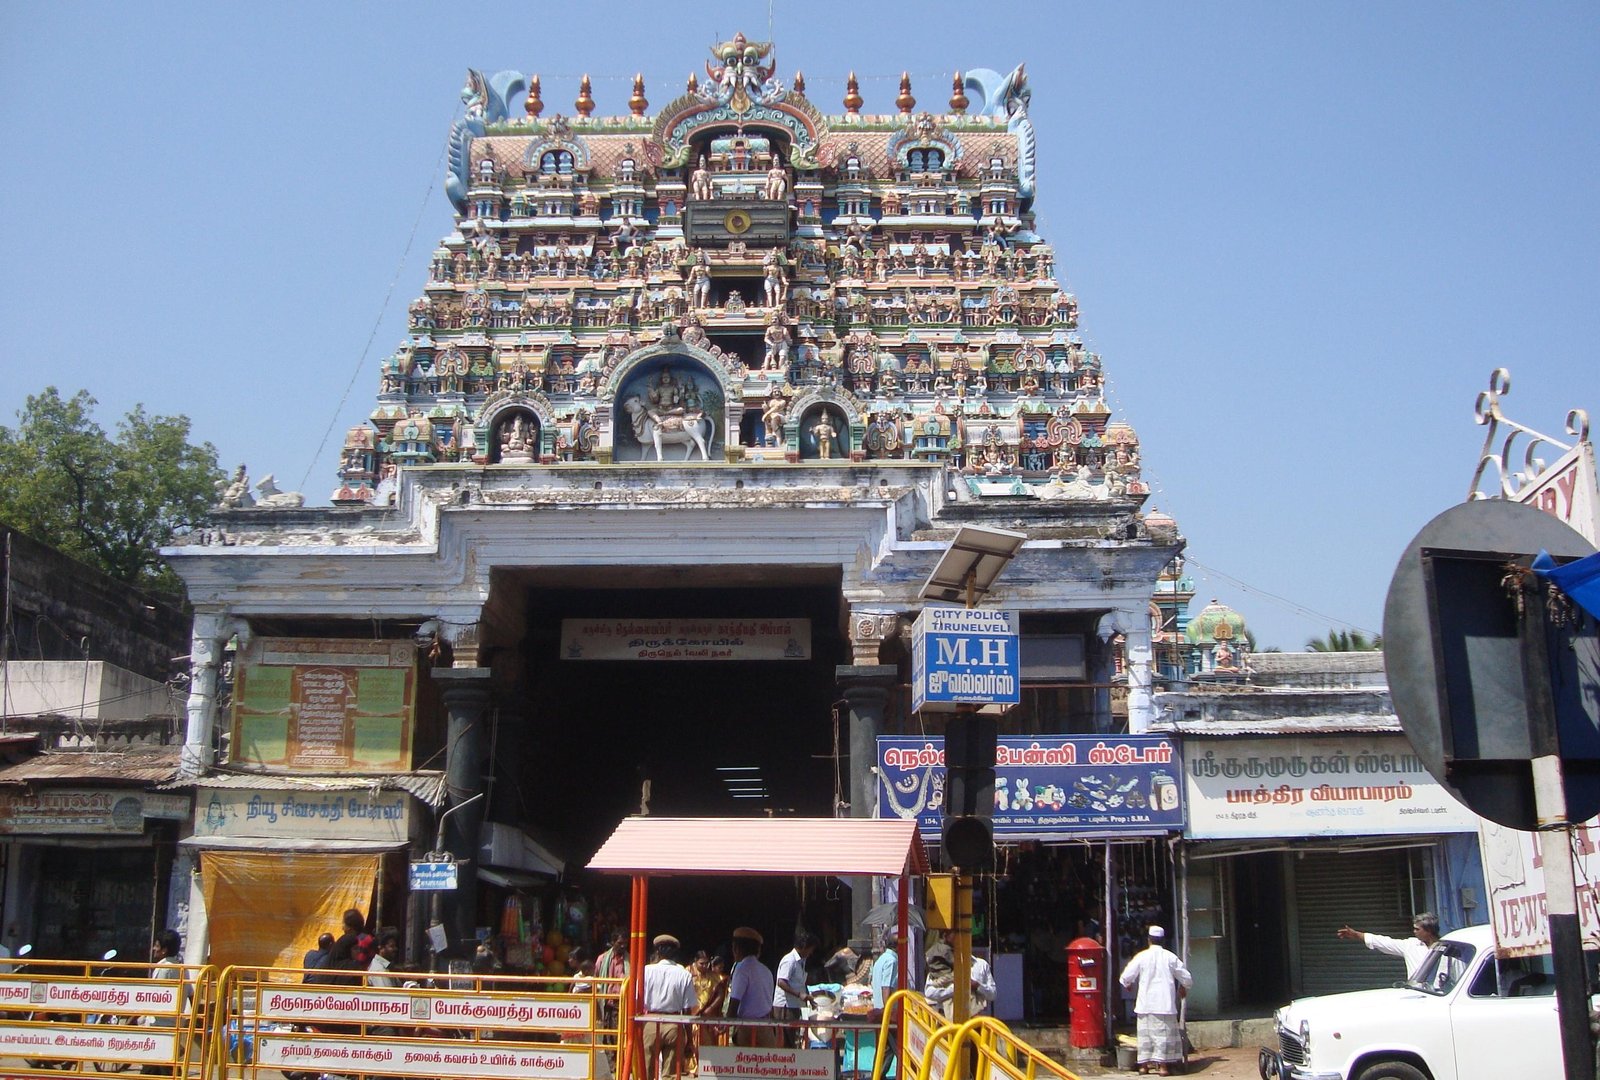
(727, 927), (779, 1048)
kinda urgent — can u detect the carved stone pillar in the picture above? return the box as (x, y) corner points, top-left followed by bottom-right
(1123, 623), (1154, 733)
(1099, 609), (1155, 734)
(848, 608), (903, 666)
(836, 663), (898, 936)
(430, 667), (492, 951)
(180, 611), (235, 779)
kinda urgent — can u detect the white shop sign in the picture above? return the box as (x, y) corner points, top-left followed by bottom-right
(1479, 818), (1600, 957)
(192, 788), (409, 843)
(699, 1046), (837, 1080)
(1183, 735), (1479, 839)
(255, 1034), (591, 1078)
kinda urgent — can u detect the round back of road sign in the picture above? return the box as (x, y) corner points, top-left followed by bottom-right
(1384, 499), (1600, 830)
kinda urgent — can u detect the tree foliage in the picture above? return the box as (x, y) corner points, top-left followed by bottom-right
(0, 387), (222, 593)
(1306, 628), (1382, 652)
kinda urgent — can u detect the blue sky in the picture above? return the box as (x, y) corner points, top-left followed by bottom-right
(1, 1), (1595, 650)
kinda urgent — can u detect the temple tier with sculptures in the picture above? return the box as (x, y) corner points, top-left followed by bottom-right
(324, 34), (1145, 506)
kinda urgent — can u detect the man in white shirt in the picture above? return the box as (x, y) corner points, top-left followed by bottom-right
(1118, 926), (1192, 1077)
(772, 931), (817, 1045)
(727, 927), (780, 1048)
(367, 930), (402, 988)
(1337, 912), (1440, 979)
(641, 934), (697, 1080)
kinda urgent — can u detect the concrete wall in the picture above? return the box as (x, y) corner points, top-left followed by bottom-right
(1246, 651), (1386, 689)
(1, 526), (190, 682)
(0, 661), (177, 721)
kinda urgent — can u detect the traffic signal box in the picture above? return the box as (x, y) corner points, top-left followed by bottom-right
(941, 711), (997, 869)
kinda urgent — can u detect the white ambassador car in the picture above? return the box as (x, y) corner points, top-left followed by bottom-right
(1259, 925), (1586, 1080)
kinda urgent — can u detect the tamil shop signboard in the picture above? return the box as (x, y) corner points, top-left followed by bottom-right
(230, 638), (416, 772)
(911, 606), (1020, 714)
(193, 788), (409, 844)
(0, 789), (189, 835)
(1182, 735), (1480, 840)
(876, 734), (1183, 836)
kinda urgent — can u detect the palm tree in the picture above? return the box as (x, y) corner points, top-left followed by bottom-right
(1306, 629), (1381, 652)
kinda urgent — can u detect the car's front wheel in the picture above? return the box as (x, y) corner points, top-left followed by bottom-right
(1355, 1060), (1428, 1080)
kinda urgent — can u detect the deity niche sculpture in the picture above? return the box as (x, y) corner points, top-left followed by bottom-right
(763, 319), (791, 370)
(623, 367), (712, 461)
(761, 391), (787, 447)
(499, 414), (536, 463)
(811, 414), (838, 459)
(690, 156), (714, 201)
(764, 157), (789, 202)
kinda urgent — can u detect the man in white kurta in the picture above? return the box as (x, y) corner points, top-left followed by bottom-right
(1118, 926), (1191, 1075)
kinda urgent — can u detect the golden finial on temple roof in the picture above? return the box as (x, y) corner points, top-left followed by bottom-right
(629, 74), (648, 116)
(687, 71), (699, 94)
(950, 72), (968, 114)
(576, 74), (594, 118)
(844, 71), (863, 117)
(525, 75), (544, 118)
(793, 71), (806, 95)
(897, 72), (915, 115)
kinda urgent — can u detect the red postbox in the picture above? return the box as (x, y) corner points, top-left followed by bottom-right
(1066, 936), (1107, 1049)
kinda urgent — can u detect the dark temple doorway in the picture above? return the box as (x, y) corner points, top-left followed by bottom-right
(488, 568), (854, 955)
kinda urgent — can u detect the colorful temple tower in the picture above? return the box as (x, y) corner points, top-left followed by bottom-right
(330, 43), (1145, 504)
(166, 38), (1186, 974)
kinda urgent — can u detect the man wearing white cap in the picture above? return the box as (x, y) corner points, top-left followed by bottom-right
(642, 934), (697, 1080)
(1118, 926), (1191, 1076)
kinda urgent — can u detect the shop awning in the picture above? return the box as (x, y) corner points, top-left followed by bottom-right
(587, 816), (928, 877)
(180, 835), (407, 854)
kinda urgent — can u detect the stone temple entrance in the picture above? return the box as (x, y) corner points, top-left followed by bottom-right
(492, 568), (853, 951)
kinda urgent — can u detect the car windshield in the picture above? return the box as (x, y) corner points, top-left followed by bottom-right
(1407, 940), (1476, 996)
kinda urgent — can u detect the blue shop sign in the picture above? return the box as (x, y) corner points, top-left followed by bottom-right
(877, 734), (1185, 836)
(409, 860), (459, 891)
(911, 606), (1020, 713)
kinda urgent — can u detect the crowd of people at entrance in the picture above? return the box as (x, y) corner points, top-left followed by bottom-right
(605, 920), (1009, 1080)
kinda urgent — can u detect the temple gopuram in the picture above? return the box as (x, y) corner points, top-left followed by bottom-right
(164, 37), (1187, 1007)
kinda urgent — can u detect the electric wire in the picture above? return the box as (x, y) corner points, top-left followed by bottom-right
(296, 106), (459, 494)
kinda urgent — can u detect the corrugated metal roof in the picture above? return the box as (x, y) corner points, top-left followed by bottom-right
(0, 746), (180, 785)
(158, 770), (448, 807)
(587, 816), (928, 877)
(1151, 715), (1402, 737)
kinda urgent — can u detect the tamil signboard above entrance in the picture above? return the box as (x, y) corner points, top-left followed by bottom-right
(0, 788), (189, 835)
(193, 787), (410, 844)
(230, 638), (416, 772)
(877, 734), (1183, 836)
(560, 619), (811, 661)
(911, 606), (1020, 714)
(1182, 735), (1480, 840)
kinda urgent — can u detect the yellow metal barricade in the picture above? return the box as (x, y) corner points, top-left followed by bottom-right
(877, 990), (958, 1080)
(941, 1016), (1082, 1080)
(211, 965), (624, 1080)
(871, 993), (1082, 1080)
(0, 955), (215, 1076)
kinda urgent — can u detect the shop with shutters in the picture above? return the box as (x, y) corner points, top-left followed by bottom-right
(1156, 659), (1486, 1015)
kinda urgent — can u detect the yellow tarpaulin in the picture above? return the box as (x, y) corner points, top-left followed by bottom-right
(199, 850), (379, 970)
